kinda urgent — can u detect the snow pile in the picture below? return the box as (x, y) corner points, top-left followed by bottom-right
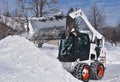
(0, 35), (80, 82)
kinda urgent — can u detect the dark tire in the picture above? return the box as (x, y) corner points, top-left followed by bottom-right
(73, 63), (90, 82)
(90, 60), (105, 80)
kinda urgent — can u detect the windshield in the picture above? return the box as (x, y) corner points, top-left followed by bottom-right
(58, 32), (90, 62)
(59, 37), (73, 56)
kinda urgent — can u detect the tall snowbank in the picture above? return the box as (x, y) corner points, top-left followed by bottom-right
(0, 35), (80, 82)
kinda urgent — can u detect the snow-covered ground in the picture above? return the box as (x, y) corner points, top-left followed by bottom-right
(0, 35), (120, 82)
(0, 36), (80, 82)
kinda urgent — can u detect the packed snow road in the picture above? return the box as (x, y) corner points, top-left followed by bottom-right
(97, 45), (120, 82)
(0, 35), (120, 82)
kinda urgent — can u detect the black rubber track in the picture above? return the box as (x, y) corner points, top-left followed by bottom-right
(73, 63), (90, 82)
(90, 60), (105, 80)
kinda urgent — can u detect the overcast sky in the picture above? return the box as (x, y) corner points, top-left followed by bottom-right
(0, 0), (120, 26)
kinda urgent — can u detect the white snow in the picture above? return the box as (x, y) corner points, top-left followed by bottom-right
(0, 35), (80, 82)
(0, 35), (120, 82)
(106, 45), (120, 65)
(0, 15), (25, 30)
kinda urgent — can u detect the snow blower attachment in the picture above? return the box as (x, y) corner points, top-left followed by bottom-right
(58, 9), (106, 82)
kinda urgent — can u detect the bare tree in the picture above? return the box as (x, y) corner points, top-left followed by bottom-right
(0, 5), (1, 15)
(17, 0), (30, 32)
(17, 0), (58, 31)
(88, 4), (105, 29)
(17, 0), (29, 18)
(116, 22), (120, 42)
(102, 25), (120, 45)
(17, 0), (58, 17)
(3, 0), (11, 17)
(25, 0), (58, 17)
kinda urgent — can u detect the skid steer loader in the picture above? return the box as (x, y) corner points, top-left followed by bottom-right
(58, 9), (106, 82)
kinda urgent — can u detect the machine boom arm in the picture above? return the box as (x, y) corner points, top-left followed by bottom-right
(69, 9), (104, 42)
